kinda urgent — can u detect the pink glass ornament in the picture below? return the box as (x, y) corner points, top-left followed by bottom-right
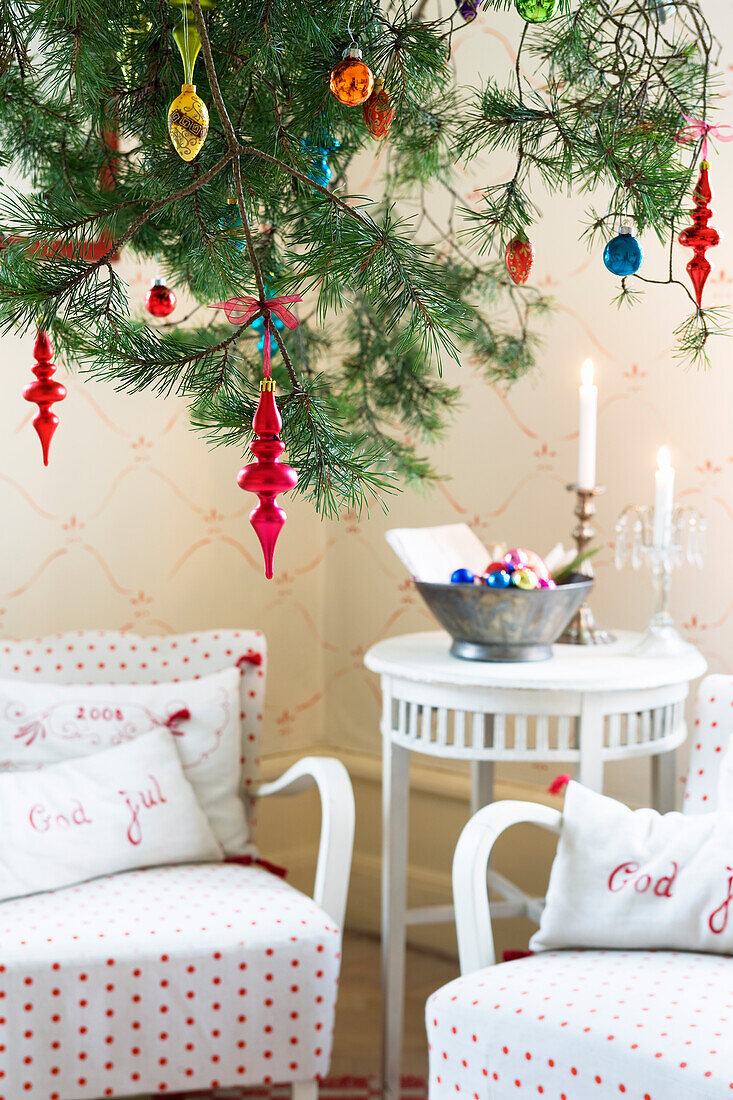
(678, 161), (720, 308)
(23, 330), (66, 466)
(237, 381), (298, 579)
(504, 548), (530, 569)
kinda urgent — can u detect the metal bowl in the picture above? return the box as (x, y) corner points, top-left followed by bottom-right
(414, 573), (594, 662)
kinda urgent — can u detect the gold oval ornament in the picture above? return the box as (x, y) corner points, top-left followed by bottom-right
(168, 83), (209, 161)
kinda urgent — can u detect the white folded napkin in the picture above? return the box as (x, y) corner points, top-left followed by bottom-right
(385, 523), (490, 583)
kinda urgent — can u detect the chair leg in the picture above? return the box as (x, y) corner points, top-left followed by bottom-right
(291, 1081), (318, 1100)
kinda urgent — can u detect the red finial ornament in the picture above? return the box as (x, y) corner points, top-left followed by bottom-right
(23, 330), (66, 466)
(237, 380), (298, 579)
(678, 161), (720, 308)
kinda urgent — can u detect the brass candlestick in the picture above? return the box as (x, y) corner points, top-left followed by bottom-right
(559, 483), (615, 645)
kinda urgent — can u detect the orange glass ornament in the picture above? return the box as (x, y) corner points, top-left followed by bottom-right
(330, 46), (374, 107)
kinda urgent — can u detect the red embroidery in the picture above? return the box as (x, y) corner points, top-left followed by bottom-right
(75, 706), (124, 721)
(709, 866), (733, 934)
(608, 860), (677, 898)
(29, 799), (92, 832)
(119, 774), (167, 846)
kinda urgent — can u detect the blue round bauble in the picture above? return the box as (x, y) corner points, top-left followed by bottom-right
(485, 569), (512, 589)
(603, 227), (643, 277)
(450, 568), (475, 584)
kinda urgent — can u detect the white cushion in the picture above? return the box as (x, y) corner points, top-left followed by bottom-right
(0, 862), (342, 1097)
(0, 666), (250, 853)
(427, 949), (733, 1099)
(0, 728), (221, 902)
(530, 781), (733, 954)
(0, 629), (268, 840)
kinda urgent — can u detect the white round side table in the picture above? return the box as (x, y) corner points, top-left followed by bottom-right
(364, 630), (707, 1099)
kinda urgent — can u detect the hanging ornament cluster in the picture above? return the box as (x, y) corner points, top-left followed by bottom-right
(603, 225), (643, 277)
(145, 276), (177, 317)
(210, 293), (303, 578)
(678, 160), (720, 309)
(514, 0), (558, 22)
(167, 0), (212, 161)
(23, 330), (66, 466)
(363, 79), (395, 139)
(505, 235), (535, 285)
(330, 45), (374, 107)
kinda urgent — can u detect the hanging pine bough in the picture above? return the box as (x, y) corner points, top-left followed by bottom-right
(0, 0), (721, 520)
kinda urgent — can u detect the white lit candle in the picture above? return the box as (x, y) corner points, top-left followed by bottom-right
(653, 446), (675, 548)
(577, 358), (597, 490)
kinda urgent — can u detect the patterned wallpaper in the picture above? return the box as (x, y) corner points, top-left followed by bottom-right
(1, 0), (731, 805)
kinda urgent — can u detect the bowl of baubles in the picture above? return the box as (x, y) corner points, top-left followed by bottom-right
(414, 547), (593, 662)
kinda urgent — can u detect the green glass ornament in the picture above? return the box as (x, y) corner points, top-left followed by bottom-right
(514, 0), (558, 22)
(168, 0), (215, 84)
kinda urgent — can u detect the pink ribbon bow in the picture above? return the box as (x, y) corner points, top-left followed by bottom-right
(211, 293), (302, 378)
(675, 116), (733, 161)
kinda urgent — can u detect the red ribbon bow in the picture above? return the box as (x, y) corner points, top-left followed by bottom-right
(675, 116), (733, 162)
(211, 294), (302, 378)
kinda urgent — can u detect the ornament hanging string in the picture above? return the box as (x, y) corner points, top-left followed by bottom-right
(211, 294), (302, 378)
(675, 116), (733, 161)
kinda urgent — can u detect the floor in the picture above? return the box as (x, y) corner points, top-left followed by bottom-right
(330, 931), (459, 1077)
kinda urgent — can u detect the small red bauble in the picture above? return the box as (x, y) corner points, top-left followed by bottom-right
(363, 79), (395, 139)
(237, 380), (298, 579)
(678, 160), (720, 309)
(145, 278), (177, 317)
(23, 330), (66, 466)
(505, 235), (535, 285)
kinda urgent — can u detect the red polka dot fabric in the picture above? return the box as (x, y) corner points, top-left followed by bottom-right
(685, 675), (733, 814)
(0, 861), (341, 1097)
(0, 630), (266, 846)
(426, 949), (733, 1098)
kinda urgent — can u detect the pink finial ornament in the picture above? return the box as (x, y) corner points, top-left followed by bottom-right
(23, 330), (66, 466)
(237, 381), (298, 579)
(678, 161), (720, 308)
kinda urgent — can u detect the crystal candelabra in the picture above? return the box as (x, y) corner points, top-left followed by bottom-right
(615, 504), (706, 657)
(559, 484), (615, 645)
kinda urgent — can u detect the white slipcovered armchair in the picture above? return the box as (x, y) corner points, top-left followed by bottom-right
(0, 629), (354, 1100)
(426, 673), (732, 1100)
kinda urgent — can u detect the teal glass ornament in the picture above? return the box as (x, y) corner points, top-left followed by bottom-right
(603, 225), (643, 277)
(218, 198), (245, 254)
(252, 314), (285, 356)
(302, 136), (341, 190)
(514, 0), (558, 21)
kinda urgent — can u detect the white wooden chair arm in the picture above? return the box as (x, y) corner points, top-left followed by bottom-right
(256, 757), (355, 928)
(453, 800), (562, 975)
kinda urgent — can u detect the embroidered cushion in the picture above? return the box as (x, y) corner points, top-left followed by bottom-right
(0, 667), (249, 853)
(530, 781), (733, 954)
(0, 727), (221, 902)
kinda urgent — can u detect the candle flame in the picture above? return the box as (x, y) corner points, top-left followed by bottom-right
(581, 358), (594, 386)
(657, 445), (671, 470)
